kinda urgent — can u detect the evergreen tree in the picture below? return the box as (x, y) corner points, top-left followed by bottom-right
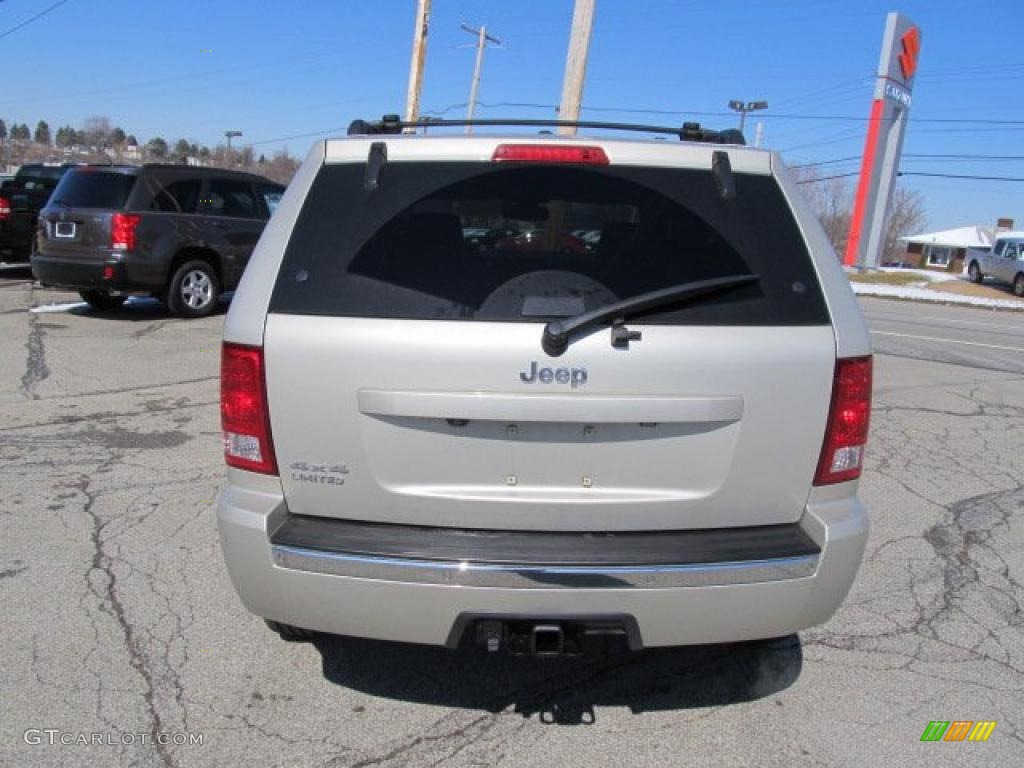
(34, 120), (51, 145)
(147, 137), (168, 159)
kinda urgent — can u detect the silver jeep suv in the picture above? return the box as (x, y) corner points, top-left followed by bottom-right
(217, 117), (872, 653)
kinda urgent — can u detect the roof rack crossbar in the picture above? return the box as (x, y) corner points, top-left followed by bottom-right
(347, 116), (745, 146)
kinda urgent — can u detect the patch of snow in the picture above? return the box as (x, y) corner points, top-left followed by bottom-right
(29, 301), (87, 313)
(876, 267), (963, 283)
(29, 296), (161, 314)
(851, 282), (1024, 310)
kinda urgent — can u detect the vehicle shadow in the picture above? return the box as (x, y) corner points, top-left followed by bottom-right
(311, 633), (802, 724)
(29, 295), (230, 321)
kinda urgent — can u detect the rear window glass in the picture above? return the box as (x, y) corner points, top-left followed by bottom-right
(270, 162), (828, 325)
(51, 170), (137, 210)
(13, 165), (66, 190)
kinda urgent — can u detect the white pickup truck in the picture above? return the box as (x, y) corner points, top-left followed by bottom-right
(967, 232), (1024, 296)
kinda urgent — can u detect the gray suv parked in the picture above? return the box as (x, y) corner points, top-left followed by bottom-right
(218, 118), (873, 654)
(32, 165), (284, 316)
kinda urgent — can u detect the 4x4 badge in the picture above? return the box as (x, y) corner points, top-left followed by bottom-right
(289, 461), (349, 486)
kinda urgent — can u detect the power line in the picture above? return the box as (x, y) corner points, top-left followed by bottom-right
(790, 155), (861, 169)
(796, 172), (860, 184)
(792, 153), (1024, 169)
(249, 126), (349, 146)
(427, 101), (1024, 126)
(898, 171), (1024, 182)
(0, 0), (70, 40)
(906, 153), (1024, 160)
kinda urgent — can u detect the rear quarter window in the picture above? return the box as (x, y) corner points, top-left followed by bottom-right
(270, 161), (829, 326)
(50, 170), (137, 210)
(201, 179), (259, 218)
(259, 185), (284, 216)
(147, 178), (202, 213)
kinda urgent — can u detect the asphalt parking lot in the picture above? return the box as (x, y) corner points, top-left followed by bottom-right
(0, 269), (1021, 767)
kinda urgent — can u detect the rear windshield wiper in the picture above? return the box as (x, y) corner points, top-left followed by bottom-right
(541, 274), (759, 357)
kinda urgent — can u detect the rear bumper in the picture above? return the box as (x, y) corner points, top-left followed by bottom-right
(32, 251), (126, 291)
(0, 223), (33, 261)
(269, 515), (821, 589)
(31, 251), (164, 293)
(216, 476), (868, 648)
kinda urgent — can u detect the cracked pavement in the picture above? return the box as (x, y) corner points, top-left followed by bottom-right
(0, 274), (1021, 767)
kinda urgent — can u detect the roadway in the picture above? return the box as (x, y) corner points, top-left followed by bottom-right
(861, 295), (1024, 374)
(0, 272), (1021, 767)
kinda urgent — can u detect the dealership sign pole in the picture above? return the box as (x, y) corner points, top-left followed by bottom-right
(844, 12), (921, 268)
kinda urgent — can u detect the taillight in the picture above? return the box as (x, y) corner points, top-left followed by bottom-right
(0, 196), (10, 221)
(221, 343), (277, 475)
(492, 144), (609, 165)
(110, 213), (140, 250)
(814, 356), (872, 485)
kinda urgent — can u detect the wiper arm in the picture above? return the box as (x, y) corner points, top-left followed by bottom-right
(541, 274), (759, 357)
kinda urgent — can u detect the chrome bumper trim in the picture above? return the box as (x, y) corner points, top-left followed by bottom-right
(270, 545), (819, 589)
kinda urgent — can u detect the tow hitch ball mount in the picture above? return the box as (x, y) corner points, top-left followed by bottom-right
(475, 620), (584, 656)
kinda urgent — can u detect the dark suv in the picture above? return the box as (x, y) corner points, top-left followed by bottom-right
(32, 165), (285, 317)
(0, 163), (77, 262)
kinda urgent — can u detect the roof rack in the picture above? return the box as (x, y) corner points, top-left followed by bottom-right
(347, 115), (746, 146)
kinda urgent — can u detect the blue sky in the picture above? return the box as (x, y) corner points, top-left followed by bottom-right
(1, 0), (1022, 230)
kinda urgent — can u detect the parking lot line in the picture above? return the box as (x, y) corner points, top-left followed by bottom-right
(871, 330), (1024, 353)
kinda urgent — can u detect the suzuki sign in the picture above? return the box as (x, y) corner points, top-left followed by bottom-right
(844, 13), (922, 268)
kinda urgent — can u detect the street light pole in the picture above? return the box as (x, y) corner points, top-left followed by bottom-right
(461, 22), (501, 135)
(224, 130), (242, 167)
(727, 100), (767, 137)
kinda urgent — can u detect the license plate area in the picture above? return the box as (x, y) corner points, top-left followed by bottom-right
(54, 221), (77, 239)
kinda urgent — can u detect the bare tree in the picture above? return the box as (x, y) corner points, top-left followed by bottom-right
(82, 116), (112, 147)
(881, 186), (927, 263)
(791, 165), (926, 265)
(790, 166), (853, 257)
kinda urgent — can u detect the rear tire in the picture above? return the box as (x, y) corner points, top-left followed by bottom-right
(264, 619), (316, 642)
(78, 290), (126, 312)
(166, 259), (220, 318)
(968, 261), (983, 284)
(1014, 273), (1024, 298)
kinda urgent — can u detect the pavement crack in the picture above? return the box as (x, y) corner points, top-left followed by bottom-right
(79, 471), (178, 768)
(0, 563), (28, 580)
(20, 295), (50, 399)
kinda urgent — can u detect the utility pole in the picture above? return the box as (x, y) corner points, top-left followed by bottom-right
(224, 130), (242, 167)
(404, 0), (432, 128)
(727, 100), (768, 136)
(461, 22), (501, 135)
(557, 0), (596, 136)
